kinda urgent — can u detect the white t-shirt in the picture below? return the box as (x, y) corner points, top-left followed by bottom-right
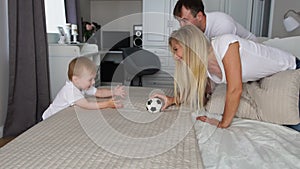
(207, 34), (296, 84)
(204, 12), (257, 42)
(42, 81), (97, 120)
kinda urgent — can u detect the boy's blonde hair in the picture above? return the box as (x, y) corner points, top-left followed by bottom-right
(169, 25), (209, 110)
(68, 57), (97, 80)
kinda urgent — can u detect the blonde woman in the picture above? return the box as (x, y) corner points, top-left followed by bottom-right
(153, 25), (298, 129)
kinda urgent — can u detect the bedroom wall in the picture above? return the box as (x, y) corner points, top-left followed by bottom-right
(90, 0), (142, 32)
(269, 0), (300, 38)
(79, 0), (91, 22)
(0, 0), (9, 138)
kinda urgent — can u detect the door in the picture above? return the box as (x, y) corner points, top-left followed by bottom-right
(143, 0), (169, 47)
(225, 0), (253, 30)
(203, 0), (226, 12)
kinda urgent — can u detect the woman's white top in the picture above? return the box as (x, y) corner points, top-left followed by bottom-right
(207, 34), (296, 84)
(42, 81), (97, 120)
(205, 12), (257, 42)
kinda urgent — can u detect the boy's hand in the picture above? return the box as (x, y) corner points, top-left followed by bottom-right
(107, 98), (123, 109)
(113, 85), (126, 98)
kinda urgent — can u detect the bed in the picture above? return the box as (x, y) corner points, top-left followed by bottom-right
(0, 87), (203, 169)
(0, 86), (299, 169)
(1, 36), (300, 169)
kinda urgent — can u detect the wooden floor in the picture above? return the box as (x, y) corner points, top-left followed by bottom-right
(0, 137), (15, 148)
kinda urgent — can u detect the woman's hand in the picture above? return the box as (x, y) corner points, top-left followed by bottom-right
(196, 116), (219, 126)
(196, 116), (230, 128)
(150, 94), (175, 111)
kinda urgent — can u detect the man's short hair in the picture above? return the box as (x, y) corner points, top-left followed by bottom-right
(173, 0), (205, 18)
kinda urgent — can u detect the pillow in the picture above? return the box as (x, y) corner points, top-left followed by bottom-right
(262, 36), (300, 59)
(205, 84), (262, 121)
(205, 69), (300, 125)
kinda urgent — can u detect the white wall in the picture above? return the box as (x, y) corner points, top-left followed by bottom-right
(90, 1), (142, 32)
(44, 0), (66, 33)
(269, 0), (300, 38)
(0, 0), (9, 138)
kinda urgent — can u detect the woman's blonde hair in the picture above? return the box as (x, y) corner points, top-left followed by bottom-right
(68, 57), (97, 80)
(169, 25), (209, 110)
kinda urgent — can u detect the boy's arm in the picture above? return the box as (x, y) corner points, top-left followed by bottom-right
(94, 85), (126, 98)
(75, 98), (123, 109)
(95, 88), (113, 98)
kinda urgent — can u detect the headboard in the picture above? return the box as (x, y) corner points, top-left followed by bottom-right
(262, 36), (300, 59)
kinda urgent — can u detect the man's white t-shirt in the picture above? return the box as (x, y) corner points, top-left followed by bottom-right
(207, 34), (296, 84)
(204, 12), (257, 42)
(42, 81), (97, 120)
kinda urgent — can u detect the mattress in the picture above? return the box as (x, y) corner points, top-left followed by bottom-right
(0, 87), (203, 169)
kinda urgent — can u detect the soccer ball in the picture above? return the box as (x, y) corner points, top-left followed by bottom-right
(146, 98), (163, 113)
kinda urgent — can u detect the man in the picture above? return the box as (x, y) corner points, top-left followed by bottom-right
(173, 0), (257, 41)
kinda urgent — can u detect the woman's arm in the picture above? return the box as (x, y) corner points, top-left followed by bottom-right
(151, 94), (176, 111)
(219, 42), (243, 128)
(204, 78), (215, 105)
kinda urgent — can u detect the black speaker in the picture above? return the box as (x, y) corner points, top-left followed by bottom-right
(133, 25), (143, 47)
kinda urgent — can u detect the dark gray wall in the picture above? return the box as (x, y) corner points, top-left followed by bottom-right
(79, 0), (91, 22)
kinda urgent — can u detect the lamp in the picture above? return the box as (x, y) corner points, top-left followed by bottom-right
(283, 10), (300, 32)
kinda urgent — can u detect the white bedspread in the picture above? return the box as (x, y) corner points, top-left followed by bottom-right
(193, 113), (300, 169)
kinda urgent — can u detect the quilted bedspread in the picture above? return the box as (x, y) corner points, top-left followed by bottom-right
(0, 87), (203, 169)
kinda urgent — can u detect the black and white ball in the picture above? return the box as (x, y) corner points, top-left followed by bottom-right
(146, 98), (163, 113)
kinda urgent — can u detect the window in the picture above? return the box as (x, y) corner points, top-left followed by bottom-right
(44, 0), (66, 33)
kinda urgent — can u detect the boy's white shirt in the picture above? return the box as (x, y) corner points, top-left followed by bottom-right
(42, 81), (97, 120)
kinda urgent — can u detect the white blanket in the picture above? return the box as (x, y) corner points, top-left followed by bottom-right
(193, 113), (300, 169)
